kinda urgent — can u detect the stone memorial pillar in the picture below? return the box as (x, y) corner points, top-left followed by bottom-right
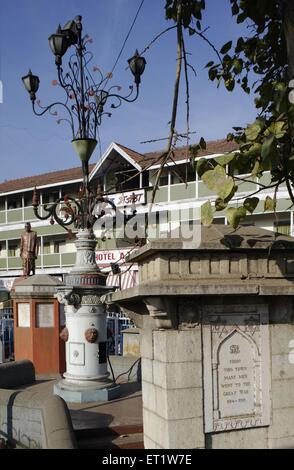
(54, 229), (119, 403)
(105, 225), (294, 449)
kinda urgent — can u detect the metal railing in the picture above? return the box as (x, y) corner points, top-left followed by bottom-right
(0, 308), (129, 361)
(107, 312), (133, 356)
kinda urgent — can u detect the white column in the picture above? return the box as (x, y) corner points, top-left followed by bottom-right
(40, 235), (44, 270)
(196, 168), (199, 200)
(40, 192), (43, 217)
(5, 240), (8, 271)
(22, 194), (25, 222)
(168, 168), (171, 202)
(5, 198), (7, 225)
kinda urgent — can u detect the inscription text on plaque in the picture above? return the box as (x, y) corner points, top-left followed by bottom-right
(203, 305), (270, 433)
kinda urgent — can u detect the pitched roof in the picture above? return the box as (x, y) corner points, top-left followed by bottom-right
(141, 139), (239, 168)
(113, 143), (146, 166)
(0, 139), (238, 194)
(0, 164), (95, 194)
(114, 139), (238, 169)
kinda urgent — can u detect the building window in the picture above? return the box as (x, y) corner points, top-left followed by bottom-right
(53, 240), (66, 254)
(274, 220), (290, 236)
(159, 175), (169, 187)
(8, 244), (18, 257)
(43, 191), (60, 205)
(171, 164), (195, 184)
(43, 242), (51, 255)
(24, 194), (33, 207)
(8, 202), (16, 209)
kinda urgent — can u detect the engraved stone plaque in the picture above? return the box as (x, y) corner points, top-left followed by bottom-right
(36, 303), (54, 328)
(203, 305), (270, 433)
(18, 303), (30, 328)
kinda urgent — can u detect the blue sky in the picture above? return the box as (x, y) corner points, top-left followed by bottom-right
(0, 0), (257, 181)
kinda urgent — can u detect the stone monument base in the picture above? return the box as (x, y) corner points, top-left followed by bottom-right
(54, 379), (120, 403)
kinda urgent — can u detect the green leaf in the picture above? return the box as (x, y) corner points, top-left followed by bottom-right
(232, 1), (239, 15)
(243, 197), (259, 214)
(214, 152), (236, 166)
(261, 135), (278, 170)
(205, 61), (214, 68)
(226, 206), (247, 229)
(261, 134), (275, 158)
(220, 41), (233, 54)
(218, 178), (235, 200)
(196, 158), (213, 177)
(245, 122), (262, 141)
(199, 137), (206, 149)
(264, 195), (276, 212)
(251, 160), (261, 176)
(202, 165), (234, 199)
(268, 121), (287, 139)
(208, 68), (218, 81)
(237, 12), (247, 23)
(215, 198), (228, 211)
(235, 37), (244, 53)
(224, 185), (238, 203)
(225, 77), (235, 91)
(243, 143), (262, 158)
(201, 201), (214, 226)
(233, 58), (243, 74)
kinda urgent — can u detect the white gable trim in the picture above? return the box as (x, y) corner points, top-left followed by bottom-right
(148, 152), (238, 170)
(89, 142), (142, 181)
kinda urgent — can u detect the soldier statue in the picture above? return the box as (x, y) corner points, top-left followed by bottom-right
(20, 223), (38, 276)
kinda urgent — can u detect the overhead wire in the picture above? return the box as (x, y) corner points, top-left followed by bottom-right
(104, 0), (145, 90)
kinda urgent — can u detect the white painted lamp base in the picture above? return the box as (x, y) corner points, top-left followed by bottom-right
(54, 379), (120, 404)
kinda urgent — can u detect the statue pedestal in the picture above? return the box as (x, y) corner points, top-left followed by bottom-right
(54, 229), (119, 403)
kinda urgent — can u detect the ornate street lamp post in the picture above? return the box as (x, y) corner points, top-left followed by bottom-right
(22, 15), (146, 402)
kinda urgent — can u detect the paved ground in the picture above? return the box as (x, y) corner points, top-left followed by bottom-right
(16, 376), (144, 448)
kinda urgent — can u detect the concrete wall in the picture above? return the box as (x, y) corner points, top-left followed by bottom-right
(0, 388), (77, 449)
(141, 297), (294, 449)
(141, 316), (204, 449)
(0, 360), (35, 388)
(122, 328), (141, 357)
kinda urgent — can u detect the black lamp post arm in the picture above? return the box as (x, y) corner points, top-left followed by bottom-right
(32, 100), (75, 138)
(33, 194), (81, 227)
(57, 65), (82, 136)
(107, 84), (139, 107)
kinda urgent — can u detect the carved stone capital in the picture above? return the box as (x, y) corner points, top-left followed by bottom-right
(56, 288), (81, 308)
(81, 294), (102, 305)
(143, 296), (177, 329)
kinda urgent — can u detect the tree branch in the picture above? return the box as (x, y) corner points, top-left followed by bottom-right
(151, 1), (184, 203)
